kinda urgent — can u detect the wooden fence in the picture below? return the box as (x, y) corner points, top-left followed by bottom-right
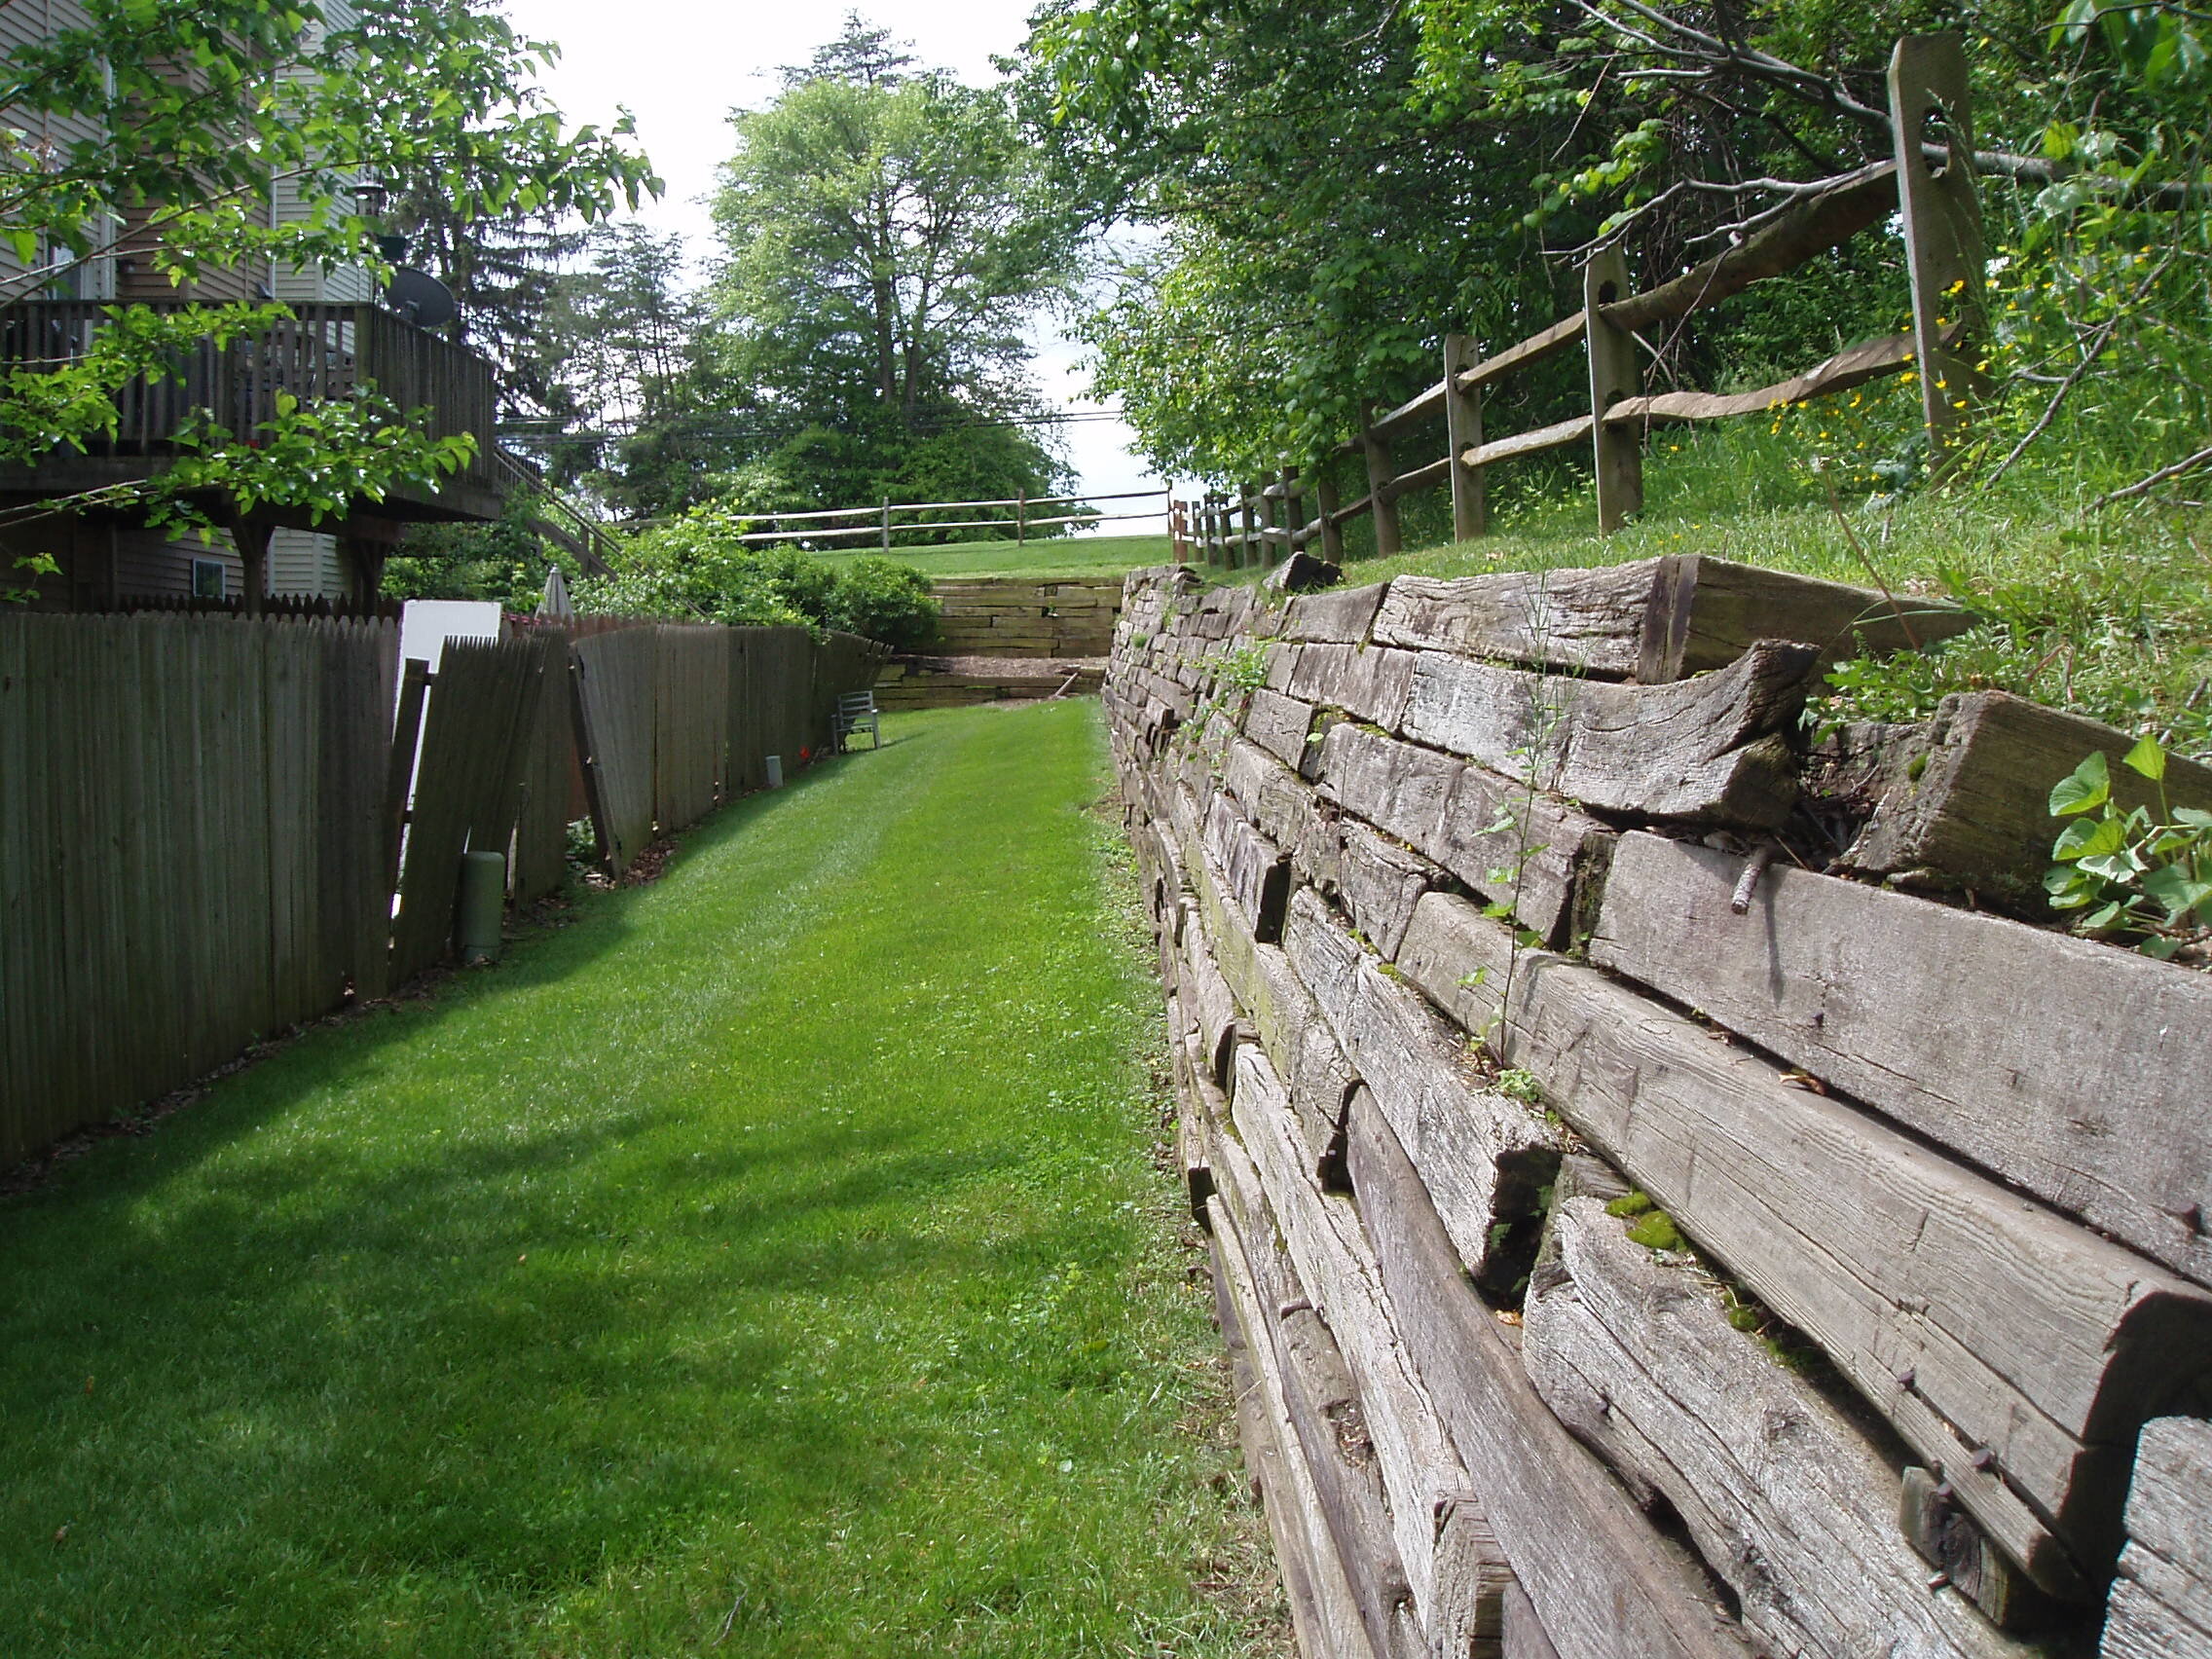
(0, 609), (886, 1164)
(1186, 35), (1983, 568)
(1106, 559), (2212, 1658)
(633, 487), (1170, 548)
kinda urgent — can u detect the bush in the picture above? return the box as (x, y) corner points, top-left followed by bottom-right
(572, 503), (939, 647)
(823, 557), (938, 650)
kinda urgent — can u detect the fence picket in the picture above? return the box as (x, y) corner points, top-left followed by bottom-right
(1, 609), (882, 1164)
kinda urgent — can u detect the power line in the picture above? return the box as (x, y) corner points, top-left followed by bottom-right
(496, 407), (1133, 445)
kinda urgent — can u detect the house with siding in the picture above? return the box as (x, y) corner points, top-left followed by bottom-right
(0, 0), (523, 611)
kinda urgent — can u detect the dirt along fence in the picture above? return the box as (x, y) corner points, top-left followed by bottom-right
(1180, 35), (1990, 571)
(1107, 558), (2212, 1658)
(0, 609), (884, 1166)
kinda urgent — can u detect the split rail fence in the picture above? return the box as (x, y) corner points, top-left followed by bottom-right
(639, 487), (1170, 549)
(0, 609), (883, 1165)
(1108, 557), (2212, 1658)
(1184, 35), (1984, 569)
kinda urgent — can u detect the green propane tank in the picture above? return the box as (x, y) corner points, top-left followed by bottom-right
(457, 850), (506, 965)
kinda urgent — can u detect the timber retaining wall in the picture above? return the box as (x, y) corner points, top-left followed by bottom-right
(929, 575), (1124, 657)
(1105, 559), (2212, 1659)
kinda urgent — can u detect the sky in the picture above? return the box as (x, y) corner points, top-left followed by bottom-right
(500, 0), (1173, 533)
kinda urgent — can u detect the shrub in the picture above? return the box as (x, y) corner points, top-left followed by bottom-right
(572, 505), (939, 647)
(823, 557), (939, 651)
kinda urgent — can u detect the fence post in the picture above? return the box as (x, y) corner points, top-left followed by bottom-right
(880, 498), (891, 553)
(231, 516), (271, 617)
(1282, 468), (1305, 554)
(1586, 245), (1643, 535)
(1314, 468), (1345, 563)
(1890, 33), (1987, 474)
(1239, 483), (1259, 570)
(1443, 333), (1486, 541)
(1358, 411), (1402, 557)
(1016, 488), (1026, 545)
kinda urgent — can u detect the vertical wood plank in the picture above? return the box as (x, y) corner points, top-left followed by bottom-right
(1586, 245), (1643, 535)
(0, 614), (29, 1156)
(1444, 333), (1486, 541)
(1315, 471), (1346, 563)
(1890, 33), (1987, 471)
(1359, 415), (1401, 558)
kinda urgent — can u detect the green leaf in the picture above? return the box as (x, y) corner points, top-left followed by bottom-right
(2140, 863), (2212, 921)
(2049, 752), (2111, 817)
(2082, 850), (2145, 884)
(2123, 735), (2167, 782)
(2053, 815), (2126, 862)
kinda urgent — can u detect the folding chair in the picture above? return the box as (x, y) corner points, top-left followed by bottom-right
(834, 690), (881, 752)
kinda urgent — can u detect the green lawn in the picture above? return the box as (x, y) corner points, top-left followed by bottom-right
(815, 533), (1176, 580)
(1210, 411), (2212, 748)
(0, 701), (1278, 1658)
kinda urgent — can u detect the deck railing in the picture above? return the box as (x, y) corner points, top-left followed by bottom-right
(0, 300), (498, 486)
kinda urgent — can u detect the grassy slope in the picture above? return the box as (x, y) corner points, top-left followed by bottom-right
(813, 534), (1175, 580)
(1236, 411), (2212, 750)
(0, 702), (1278, 1658)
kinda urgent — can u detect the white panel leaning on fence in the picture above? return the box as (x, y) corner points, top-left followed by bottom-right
(1104, 555), (2212, 1659)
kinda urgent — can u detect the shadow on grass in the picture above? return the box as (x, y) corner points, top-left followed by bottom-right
(1, 740), (895, 1217)
(0, 1086), (1034, 1628)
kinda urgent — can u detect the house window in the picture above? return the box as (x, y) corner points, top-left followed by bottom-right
(190, 558), (226, 600)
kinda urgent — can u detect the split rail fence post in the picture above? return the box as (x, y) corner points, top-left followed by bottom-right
(1890, 33), (1987, 474)
(1586, 244), (1643, 535)
(1016, 488), (1027, 545)
(880, 498), (891, 552)
(1282, 468), (1305, 554)
(1239, 483), (1258, 570)
(1443, 333), (1486, 540)
(1314, 468), (1345, 563)
(1358, 410), (1402, 557)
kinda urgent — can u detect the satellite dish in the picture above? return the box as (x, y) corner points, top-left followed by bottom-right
(384, 267), (457, 330)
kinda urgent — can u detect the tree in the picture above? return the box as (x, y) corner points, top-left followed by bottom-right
(1015, 0), (1590, 484)
(395, 191), (587, 423)
(709, 16), (1084, 526)
(1021, 0), (2212, 496)
(0, 0), (658, 571)
(530, 223), (751, 520)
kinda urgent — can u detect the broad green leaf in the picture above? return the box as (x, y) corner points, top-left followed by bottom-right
(2140, 863), (2212, 920)
(2053, 815), (2126, 861)
(2049, 752), (2111, 817)
(2123, 734), (2167, 782)
(2082, 849), (2145, 883)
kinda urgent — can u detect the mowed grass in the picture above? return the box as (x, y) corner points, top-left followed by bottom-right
(1221, 402), (2212, 744)
(0, 700), (1277, 1658)
(814, 533), (1175, 580)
